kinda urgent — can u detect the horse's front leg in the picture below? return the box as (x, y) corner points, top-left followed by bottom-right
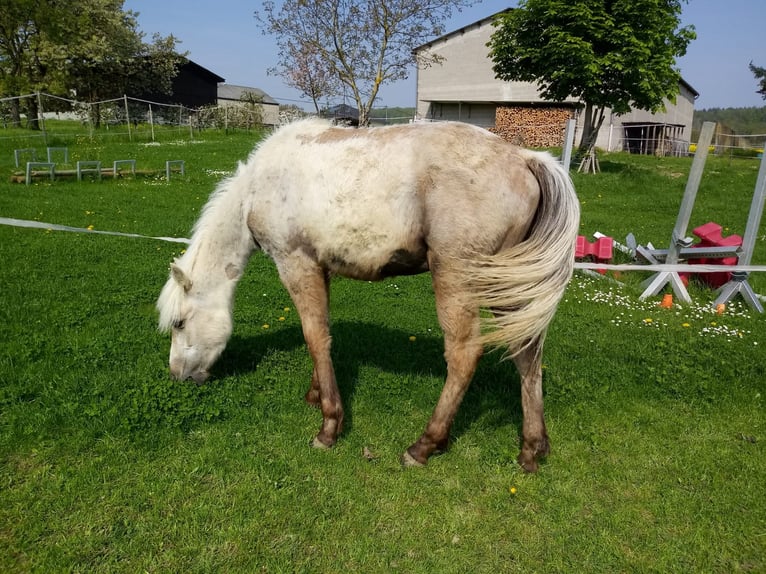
(512, 339), (549, 473)
(277, 256), (342, 448)
(403, 274), (483, 466)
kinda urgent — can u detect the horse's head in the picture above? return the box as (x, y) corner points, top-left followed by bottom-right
(157, 262), (232, 383)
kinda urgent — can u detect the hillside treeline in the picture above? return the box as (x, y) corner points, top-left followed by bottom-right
(693, 106), (766, 136)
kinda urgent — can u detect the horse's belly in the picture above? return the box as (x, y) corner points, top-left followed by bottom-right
(318, 234), (429, 281)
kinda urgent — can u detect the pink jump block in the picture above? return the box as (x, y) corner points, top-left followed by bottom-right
(575, 235), (613, 274)
(683, 222), (741, 288)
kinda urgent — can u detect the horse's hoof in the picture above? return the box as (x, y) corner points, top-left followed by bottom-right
(311, 436), (333, 450)
(518, 456), (539, 473)
(400, 450), (426, 468)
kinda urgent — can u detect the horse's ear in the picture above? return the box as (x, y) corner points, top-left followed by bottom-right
(171, 262), (193, 292)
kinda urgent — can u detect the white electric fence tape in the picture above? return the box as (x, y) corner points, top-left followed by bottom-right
(0, 217), (190, 244)
(2, 216), (766, 274)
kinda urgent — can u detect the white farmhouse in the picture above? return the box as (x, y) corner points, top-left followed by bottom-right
(414, 9), (698, 154)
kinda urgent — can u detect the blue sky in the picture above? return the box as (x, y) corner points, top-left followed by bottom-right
(123, 0), (766, 111)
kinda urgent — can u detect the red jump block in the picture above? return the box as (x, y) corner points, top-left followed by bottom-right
(684, 222), (742, 288)
(576, 235), (613, 274)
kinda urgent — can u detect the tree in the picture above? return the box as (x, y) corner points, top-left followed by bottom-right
(255, 0), (476, 126)
(488, 0), (696, 151)
(0, 0), (184, 129)
(270, 41), (341, 115)
(0, 0), (50, 126)
(750, 61), (766, 100)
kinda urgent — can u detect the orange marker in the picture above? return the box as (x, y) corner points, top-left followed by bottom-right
(660, 294), (673, 308)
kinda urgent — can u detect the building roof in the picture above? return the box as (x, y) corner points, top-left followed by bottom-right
(217, 84), (279, 105)
(183, 60), (226, 84)
(412, 8), (511, 53)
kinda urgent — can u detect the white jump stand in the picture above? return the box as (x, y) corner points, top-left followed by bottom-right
(25, 162), (55, 185)
(639, 121), (716, 303)
(77, 160), (102, 181)
(47, 147), (69, 164)
(15, 148), (37, 168)
(166, 160), (185, 181)
(713, 140), (766, 313)
(113, 159), (136, 178)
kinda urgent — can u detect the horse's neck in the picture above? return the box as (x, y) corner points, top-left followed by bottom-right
(187, 192), (254, 294)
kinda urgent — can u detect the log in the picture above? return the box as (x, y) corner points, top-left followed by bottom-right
(10, 168), (158, 183)
(490, 106), (575, 148)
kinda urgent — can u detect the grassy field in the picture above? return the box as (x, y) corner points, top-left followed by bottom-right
(1, 126), (764, 572)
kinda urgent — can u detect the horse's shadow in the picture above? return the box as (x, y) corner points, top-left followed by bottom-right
(215, 320), (524, 449)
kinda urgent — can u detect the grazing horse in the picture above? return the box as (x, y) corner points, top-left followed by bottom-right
(157, 118), (579, 472)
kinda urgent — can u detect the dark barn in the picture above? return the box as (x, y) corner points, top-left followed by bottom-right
(142, 60), (224, 108)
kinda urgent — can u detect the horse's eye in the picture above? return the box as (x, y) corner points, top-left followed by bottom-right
(174, 319), (186, 330)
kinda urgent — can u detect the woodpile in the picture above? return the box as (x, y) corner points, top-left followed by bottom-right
(490, 106), (575, 148)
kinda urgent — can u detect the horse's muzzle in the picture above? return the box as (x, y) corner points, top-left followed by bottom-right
(170, 365), (210, 385)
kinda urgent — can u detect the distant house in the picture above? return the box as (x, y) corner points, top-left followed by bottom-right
(323, 103), (360, 126)
(413, 10), (699, 154)
(217, 84), (280, 126)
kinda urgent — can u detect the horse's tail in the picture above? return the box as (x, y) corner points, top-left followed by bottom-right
(465, 150), (580, 356)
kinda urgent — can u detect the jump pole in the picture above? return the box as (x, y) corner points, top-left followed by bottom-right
(640, 121), (717, 302)
(713, 140), (766, 313)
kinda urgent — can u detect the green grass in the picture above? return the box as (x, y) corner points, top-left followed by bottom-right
(1, 128), (765, 572)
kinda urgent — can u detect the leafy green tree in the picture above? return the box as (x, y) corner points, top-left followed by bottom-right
(255, 0), (476, 126)
(0, 0), (184, 129)
(488, 0), (696, 150)
(0, 0), (52, 126)
(750, 61), (766, 100)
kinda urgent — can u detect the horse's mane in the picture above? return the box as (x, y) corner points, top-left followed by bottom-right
(156, 164), (249, 333)
(157, 276), (184, 333)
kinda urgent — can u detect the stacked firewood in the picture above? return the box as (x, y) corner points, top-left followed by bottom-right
(490, 106), (574, 148)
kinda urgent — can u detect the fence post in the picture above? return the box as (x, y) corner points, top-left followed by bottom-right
(88, 101), (94, 140)
(37, 92), (48, 146)
(124, 95), (132, 142)
(561, 118), (576, 172)
(149, 104), (155, 142)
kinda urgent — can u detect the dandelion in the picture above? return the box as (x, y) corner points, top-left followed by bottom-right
(262, 324), (270, 329)
(643, 318), (653, 324)
(278, 316), (286, 322)
(509, 486), (517, 495)
(682, 323), (691, 328)
(87, 224), (94, 231)
(409, 336), (416, 342)
(284, 307), (290, 312)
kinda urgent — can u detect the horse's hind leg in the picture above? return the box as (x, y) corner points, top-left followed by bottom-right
(512, 338), (549, 473)
(277, 256), (342, 448)
(403, 272), (483, 466)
